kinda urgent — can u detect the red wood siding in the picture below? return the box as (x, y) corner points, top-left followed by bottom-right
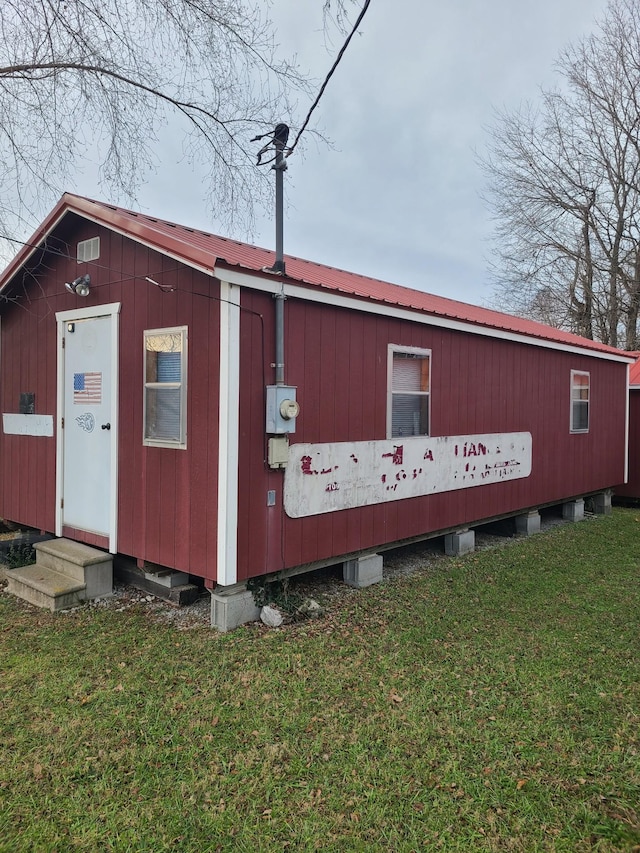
(0, 299), (57, 532)
(0, 217), (220, 581)
(615, 389), (640, 498)
(236, 296), (628, 580)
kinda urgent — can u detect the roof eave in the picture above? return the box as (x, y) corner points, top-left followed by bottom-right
(0, 193), (222, 299)
(213, 261), (633, 362)
(0, 194), (75, 297)
(66, 196), (218, 275)
(2, 195), (635, 364)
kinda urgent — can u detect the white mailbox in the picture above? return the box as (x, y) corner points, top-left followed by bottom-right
(266, 385), (299, 434)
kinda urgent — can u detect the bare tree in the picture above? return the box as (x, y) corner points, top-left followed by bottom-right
(0, 0), (360, 253)
(482, 0), (640, 349)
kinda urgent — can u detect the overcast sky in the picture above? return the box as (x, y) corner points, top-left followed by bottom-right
(76, 0), (611, 307)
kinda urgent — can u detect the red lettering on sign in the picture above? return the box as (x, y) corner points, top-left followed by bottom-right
(382, 445), (404, 465)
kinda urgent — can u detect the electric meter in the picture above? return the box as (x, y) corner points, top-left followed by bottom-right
(266, 385), (299, 433)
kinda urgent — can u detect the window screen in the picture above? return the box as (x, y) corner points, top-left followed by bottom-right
(570, 370), (590, 433)
(144, 328), (187, 447)
(390, 348), (430, 438)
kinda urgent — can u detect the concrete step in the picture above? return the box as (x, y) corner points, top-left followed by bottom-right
(34, 538), (113, 598)
(142, 562), (190, 588)
(114, 557), (201, 606)
(6, 564), (87, 612)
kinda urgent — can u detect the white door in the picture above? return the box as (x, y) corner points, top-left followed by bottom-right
(57, 305), (119, 548)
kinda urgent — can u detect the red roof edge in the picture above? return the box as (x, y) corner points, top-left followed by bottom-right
(0, 193), (636, 363)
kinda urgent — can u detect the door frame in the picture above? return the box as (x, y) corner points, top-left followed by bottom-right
(55, 302), (121, 553)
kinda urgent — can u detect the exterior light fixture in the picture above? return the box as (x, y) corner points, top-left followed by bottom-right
(65, 274), (91, 297)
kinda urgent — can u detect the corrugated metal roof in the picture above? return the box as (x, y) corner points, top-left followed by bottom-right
(0, 192), (634, 360)
(628, 353), (640, 386)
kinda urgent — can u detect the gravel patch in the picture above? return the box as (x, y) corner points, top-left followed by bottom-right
(0, 510), (583, 630)
(84, 584), (213, 629)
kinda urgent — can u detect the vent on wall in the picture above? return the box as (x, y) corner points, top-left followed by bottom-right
(77, 237), (100, 263)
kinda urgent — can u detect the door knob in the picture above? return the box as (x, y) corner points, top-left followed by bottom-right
(101, 423), (111, 430)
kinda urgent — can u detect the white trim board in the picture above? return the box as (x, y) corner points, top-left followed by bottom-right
(625, 363), (630, 484)
(216, 280), (241, 586)
(214, 266), (633, 364)
(56, 302), (122, 322)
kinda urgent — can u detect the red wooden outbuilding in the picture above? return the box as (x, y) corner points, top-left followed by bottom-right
(0, 194), (633, 627)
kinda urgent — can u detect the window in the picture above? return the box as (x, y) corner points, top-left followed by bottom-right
(388, 346), (430, 438)
(144, 327), (187, 448)
(77, 237), (100, 263)
(570, 370), (590, 433)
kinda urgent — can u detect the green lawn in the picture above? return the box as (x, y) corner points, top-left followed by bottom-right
(1, 509), (639, 852)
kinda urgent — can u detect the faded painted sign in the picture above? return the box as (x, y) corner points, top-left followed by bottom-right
(284, 432), (532, 518)
(2, 414), (54, 437)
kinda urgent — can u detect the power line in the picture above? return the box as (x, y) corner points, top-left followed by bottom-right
(0, 231), (187, 286)
(286, 0), (372, 157)
(0, 230), (265, 322)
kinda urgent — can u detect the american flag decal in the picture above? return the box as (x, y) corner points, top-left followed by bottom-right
(73, 372), (102, 405)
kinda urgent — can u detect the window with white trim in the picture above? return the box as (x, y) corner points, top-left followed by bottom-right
(570, 370), (590, 433)
(388, 345), (431, 438)
(143, 326), (187, 448)
(77, 237), (100, 263)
